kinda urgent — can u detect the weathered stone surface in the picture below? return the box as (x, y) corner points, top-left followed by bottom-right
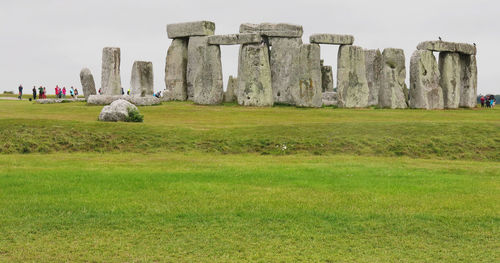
(237, 44), (273, 106)
(87, 95), (161, 106)
(379, 48), (408, 109)
(409, 50), (443, 109)
(321, 65), (334, 92)
(322, 92), (338, 106)
(459, 54), (478, 108)
(98, 99), (138, 122)
(101, 47), (122, 95)
(167, 21), (215, 39)
(310, 34), (354, 45)
(291, 44), (322, 107)
(239, 23), (303, 37)
(438, 52), (461, 108)
(165, 38), (188, 101)
(208, 33), (262, 45)
(270, 38), (303, 104)
(364, 49), (383, 106)
(337, 45), (369, 108)
(80, 68), (97, 99)
(224, 76), (238, 102)
(130, 61), (154, 97)
(187, 36), (223, 105)
(36, 98), (86, 104)
(417, 41), (476, 55)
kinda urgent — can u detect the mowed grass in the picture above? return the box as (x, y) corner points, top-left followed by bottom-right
(0, 100), (499, 160)
(0, 153), (498, 262)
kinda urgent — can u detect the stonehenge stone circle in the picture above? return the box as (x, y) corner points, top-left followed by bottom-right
(337, 45), (370, 108)
(237, 44), (273, 106)
(379, 48), (408, 109)
(459, 54), (478, 108)
(270, 37), (303, 104)
(79, 68), (97, 99)
(291, 44), (322, 108)
(321, 64), (334, 92)
(439, 52), (461, 108)
(364, 49), (383, 106)
(101, 47), (122, 95)
(208, 34), (262, 45)
(187, 36), (223, 105)
(310, 34), (354, 45)
(409, 50), (443, 109)
(98, 99), (138, 122)
(167, 21), (215, 39)
(165, 38), (188, 101)
(224, 76), (238, 103)
(130, 61), (154, 97)
(417, 41), (476, 55)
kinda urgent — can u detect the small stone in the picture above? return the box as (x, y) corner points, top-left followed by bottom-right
(417, 41), (476, 55)
(270, 38), (303, 104)
(167, 21), (215, 39)
(98, 99), (138, 122)
(224, 76), (238, 102)
(165, 38), (188, 100)
(438, 52), (461, 109)
(310, 34), (354, 45)
(379, 48), (408, 109)
(321, 65), (334, 92)
(409, 50), (443, 109)
(337, 45), (369, 108)
(459, 54), (478, 108)
(79, 68), (97, 99)
(364, 49), (383, 106)
(237, 44), (273, 106)
(208, 33), (262, 45)
(291, 44), (323, 108)
(239, 23), (303, 37)
(101, 47), (122, 95)
(130, 61), (154, 97)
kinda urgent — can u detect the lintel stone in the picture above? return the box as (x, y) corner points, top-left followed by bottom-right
(208, 33), (262, 45)
(167, 21), (215, 39)
(239, 23), (303, 37)
(310, 34), (354, 45)
(417, 41), (476, 55)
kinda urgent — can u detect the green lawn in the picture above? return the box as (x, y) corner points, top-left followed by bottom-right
(0, 100), (499, 262)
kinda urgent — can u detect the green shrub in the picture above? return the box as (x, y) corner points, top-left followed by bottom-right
(125, 108), (144, 122)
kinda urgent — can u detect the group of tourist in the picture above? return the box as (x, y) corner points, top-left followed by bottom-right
(480, 95), (496, 108)
(32, 86), (48, 99)
(54, 86), (79, 99)
(16, 85), (79, 100)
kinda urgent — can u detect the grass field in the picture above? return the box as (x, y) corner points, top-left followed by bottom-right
(0, 99), (499, 262)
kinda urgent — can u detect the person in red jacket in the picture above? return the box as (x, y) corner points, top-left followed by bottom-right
(480, 96), (485, 107)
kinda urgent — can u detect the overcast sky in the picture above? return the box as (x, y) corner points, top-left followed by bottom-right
(1, 0), (498, 94)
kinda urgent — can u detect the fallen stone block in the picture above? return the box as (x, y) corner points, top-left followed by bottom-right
(165, 38), (188, 101)
(322, 92), (338, 106)
(98, 99), (138, 122)
(80, 68), (97, 99)
(36, 98), (86, 104)
(101, 47), (122, 95)
(409, 50), (443, 109)
(417, 41), (476, 55)
(167, 21), (215, 39)
(337, 45), (370, 108)
(379, 48), (408, 109)
(131, 61), (154, 97)
(237, 44), (273, 106)
(87, 95), (161, 106)
(310, 34), (354, 45)
(364, 49), (383, 106)
(208, 33), (262, 45)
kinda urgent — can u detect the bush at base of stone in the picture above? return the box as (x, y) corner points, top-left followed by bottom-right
(125, 108), (144, 122)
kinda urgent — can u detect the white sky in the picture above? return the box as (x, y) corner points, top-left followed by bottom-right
(1, 0), (498, 94)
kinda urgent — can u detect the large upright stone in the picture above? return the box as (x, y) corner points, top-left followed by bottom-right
(364, 49), (383, 106)
(417, 41), (476, 55)
(237, 44), (273, 106)
(409, 50), (443, 109)
(79, 68), (96, 99)
(130, 61), (154, 97)
(101, 47), (122, 95)
(310, 34), (354, 45)
(187, 36), (223, 105)
(291, 44), (322, 107)
(167, 21), (215, 39)
(321, 64), (334, 92)
(459, 54), (477, 108)
(270, 38), (303, 104)
(224, 76), (237, 102)
(379, 48), (407, 109)
(165, 38), (188, 100)
(337, 45), (369, 108)
(438, 52), (461, 108)
(239, 23), (303, 37)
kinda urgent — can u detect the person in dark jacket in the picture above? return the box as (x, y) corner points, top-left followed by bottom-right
(18, 85), (23, 99)
(32, 86), (37, 100)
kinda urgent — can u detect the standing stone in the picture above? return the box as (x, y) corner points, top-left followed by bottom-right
(224, 75), (238, 102)
(101, 47), (122, 95)
(237, 44), (273, 106)
(130, 61), (154, 97)
(321, 64), (334, 92)
(165, 38), (188, 100)
(337, 45), (369, 108)
(270, 37), (302, 104)
(409, 50), (443, 109)
(379, 48), (408, 109)
(459, 54), (478, 108)
(291, 44), (322, 107)
(438, 52), (461, 108)
(79, 68), (97, 99)
(187, 36), (223, 105)
(364, 49), (383, 106)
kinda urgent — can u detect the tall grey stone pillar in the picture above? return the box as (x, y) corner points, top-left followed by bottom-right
(409, 50), (443, 109)
(364, 49), (383, 106)
(379, 48), (408, 109)
(459, 54), (477, 108)
(165, 38), (188, 101)
(101, 47), (122, 95)
(131, 61), (154, 97)
(80, 68), (97, 100)
(321, 64), (334, 92)
(270, 38), (302, 104)
(337, 45), (369, 108)
(237, 43), (273, 106)
(291, 44), (322, 107)
(439, 52), (461, 109)
(224, 75), (237, 103)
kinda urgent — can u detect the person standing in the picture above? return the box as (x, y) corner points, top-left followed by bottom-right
(480, 96), (485, 107)
(18, 84), (23, 99)
(43, 87), (47, 99)
(62, 87), (66, 98)
(38, 86), (43, 99)
(70, 86), (75, 99)
(32, 86), (37, 100)
(74, 88), (79, 98)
